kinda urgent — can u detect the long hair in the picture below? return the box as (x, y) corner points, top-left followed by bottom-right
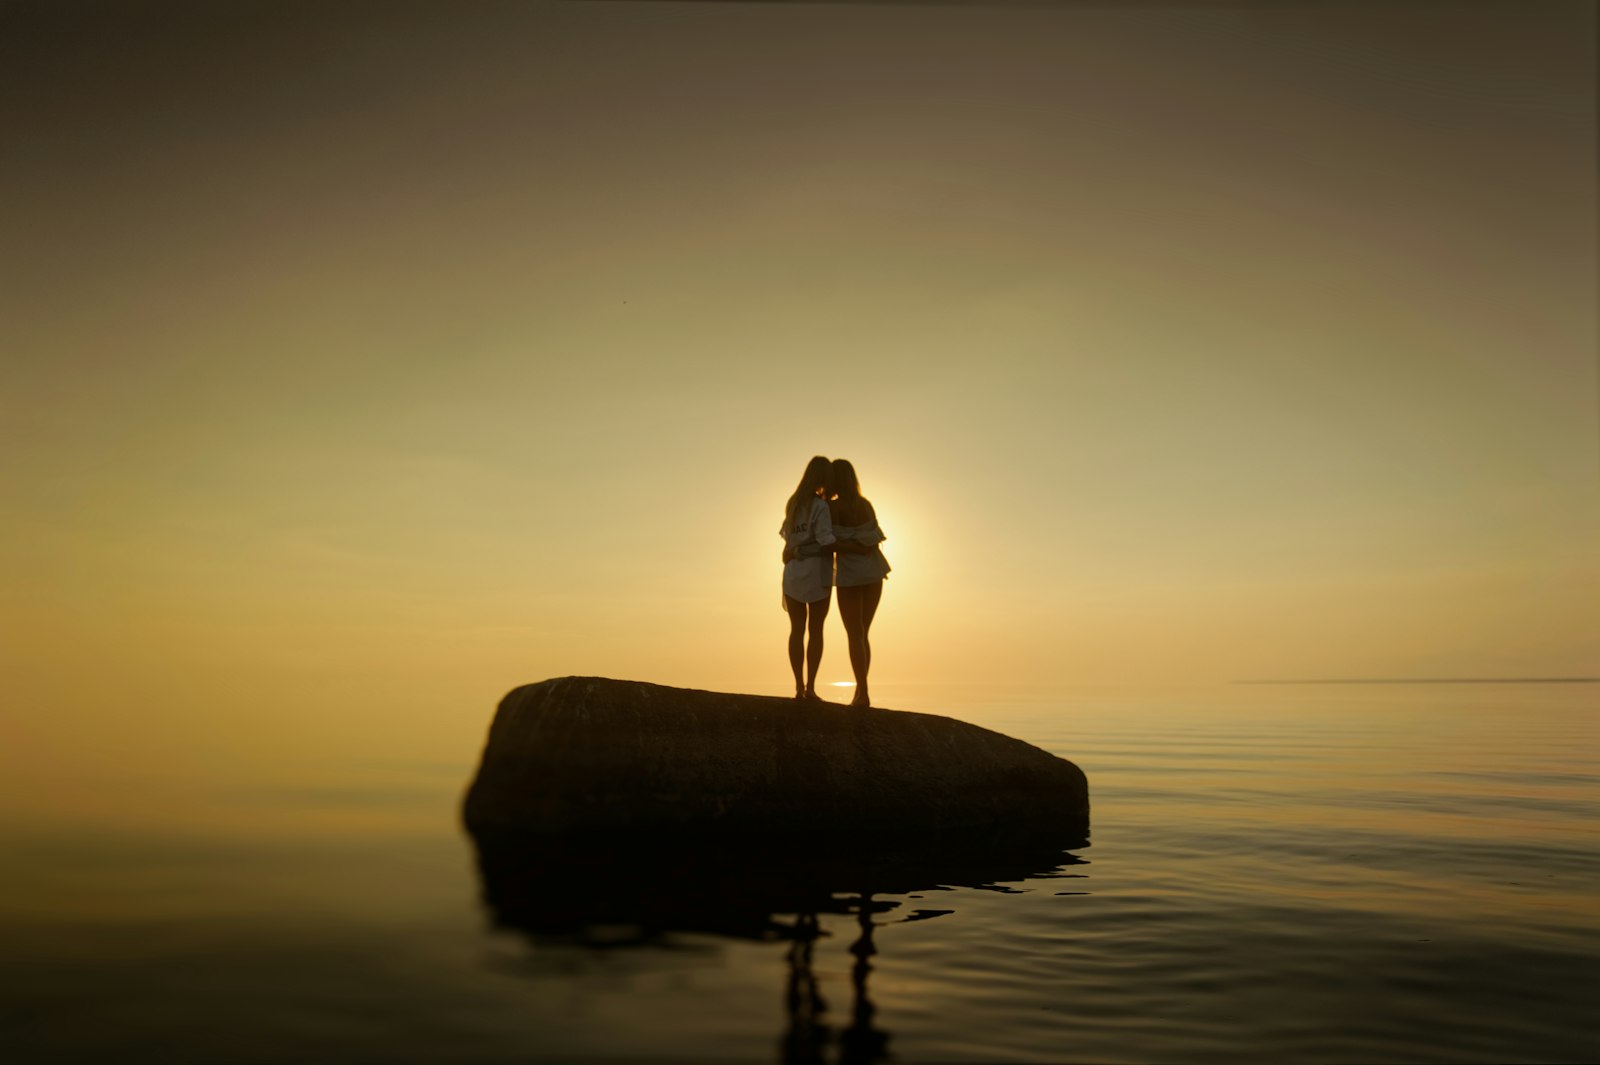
(785, 455), (833, 532)
(830, 458), (872, 525)
(831, 459), (861, 503)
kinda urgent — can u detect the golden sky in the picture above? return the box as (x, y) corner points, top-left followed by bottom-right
(2, 2), (1596, 799)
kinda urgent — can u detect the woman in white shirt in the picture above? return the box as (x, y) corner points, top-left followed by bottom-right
(780, 455), (837, 699)
(828, 459), (890, 708)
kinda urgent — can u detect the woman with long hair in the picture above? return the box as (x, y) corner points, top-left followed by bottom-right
(780, 456), (837, 699)
(828, 459), (890, 708)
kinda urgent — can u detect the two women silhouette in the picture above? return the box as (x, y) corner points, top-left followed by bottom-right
(780, 456), (891, 707)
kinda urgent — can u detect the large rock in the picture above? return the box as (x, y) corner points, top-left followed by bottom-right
(462, 676), (1089, 838)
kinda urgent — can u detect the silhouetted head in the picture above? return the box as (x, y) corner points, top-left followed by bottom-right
(831, 459), (861, 503)
(786, 455), (833, 529)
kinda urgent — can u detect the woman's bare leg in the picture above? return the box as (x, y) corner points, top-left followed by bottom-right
(784, 595), (808, 697)
(859, 580), (882, 685)
(804, 594), (830, 698)
(838, 585), (866, 706)
(859, 580), (883, 632)
(839, 582), (883, 707)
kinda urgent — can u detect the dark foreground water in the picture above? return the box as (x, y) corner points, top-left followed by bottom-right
(3, 682), (1597, 1063)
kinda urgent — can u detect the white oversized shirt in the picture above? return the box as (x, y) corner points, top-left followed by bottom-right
(832, 519), (890, 587)
(781, 496), (836, 604)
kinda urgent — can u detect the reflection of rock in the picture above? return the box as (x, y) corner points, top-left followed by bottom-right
(468, 824), (1090, 946)
(462, 676), (1089, 835)
(470, 826), (1089, 1065)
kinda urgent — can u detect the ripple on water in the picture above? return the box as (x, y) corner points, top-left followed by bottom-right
(3, 683), (1597, 1063)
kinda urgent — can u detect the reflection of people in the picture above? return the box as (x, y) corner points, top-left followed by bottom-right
(839, 896), (892, 1065)
(780, 912), (830, 1065)
(779, 903), (891, 1065)
(781, 456), (836, 700)
(828, 460), (890, 708)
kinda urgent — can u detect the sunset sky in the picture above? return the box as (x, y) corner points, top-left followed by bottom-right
(3, 1), (1596, 798)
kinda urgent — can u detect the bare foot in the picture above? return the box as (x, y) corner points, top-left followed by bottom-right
(804, 689), (824, 701)
(850, 691), (870, 708)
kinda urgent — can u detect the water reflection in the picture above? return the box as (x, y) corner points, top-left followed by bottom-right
(470, 824), (1088, 1063)
(782, 910), (829, 1064)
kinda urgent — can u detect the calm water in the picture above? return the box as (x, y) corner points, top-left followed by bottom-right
(3, 682), (1597, 1063)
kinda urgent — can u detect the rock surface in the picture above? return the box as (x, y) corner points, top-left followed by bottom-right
(462, 676), (1089, 837)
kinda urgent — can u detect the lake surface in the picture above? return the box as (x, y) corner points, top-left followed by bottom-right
(3, 681), (1596, 1063)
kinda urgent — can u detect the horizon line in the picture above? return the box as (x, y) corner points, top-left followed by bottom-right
(1234, 677), (1600, 686)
